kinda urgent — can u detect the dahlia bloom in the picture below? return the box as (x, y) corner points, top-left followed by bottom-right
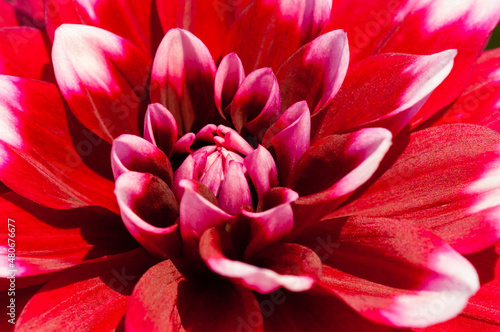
(1, 0), (500, 331)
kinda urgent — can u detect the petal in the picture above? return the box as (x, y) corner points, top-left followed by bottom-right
(0, 27), (54, 82)
(311, 50), (456, 141)
(298, 216), (480, 328)
(214, 52), (246, 119)
(289, 128), (392, 228)
(218, 161), (252, 215)
(379, 0), (500, 128)
(53, 24), (152, 143)
(143, 103), (178, 157)
(270, 102), (311, 184)
(125, 259), (263, 331)
(243, 145), (279, 197)
(200, 228), (317, 293)
(150, 28), (217, 135)
(0, 2), (18, 28)
(0, 191), (136, 281)
(15, 250), (156, 332)
(332, 124), (500, 254)
(224, 0), (333, 72)
(45, 0), (163, 54)
(115, 172), (181, 259)
(111, 134), (173, 186)
(0, 76), (118, 212)
(435, 48), (500, 132)
(243, 187), (299, 259)
(10, 0), (44, 26)
(276, 29), (349, 113)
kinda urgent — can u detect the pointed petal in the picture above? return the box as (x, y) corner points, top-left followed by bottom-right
(0, 27), (54, 82)
(53, 24), (152, 143)
(332, 124), (500, 254)
(298, 216), (479, 328)
(244, 145), (279, 197)
(435, 48), (500, 132)
(45, 0), (163, 54)
(214, 52), (246, 119)
(115, 172), (181, 259)
(126, 259), (263, 331)
(200, 228), (317, 293)
(224, 0), (333, 72)
(111, 134), (173, 187)
(218, 161), (252, 215)
(277, 29), (349, 113)
(15, 250), (156, 332)
(311, 50), (456, 141)
(0, 76), (118, 212)
(151, 28), (217, 135)
(143, 103), (178, 157)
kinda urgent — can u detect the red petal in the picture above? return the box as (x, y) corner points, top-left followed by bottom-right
(45, 0), (163, 54)
(277, 29), (349, 113)
(298, 216), (479, 328)
(0, 27), (54, 82)
(332, 124), (500, 254)
(10, 0), (44, 26)
(53, 24), (152, 143)
(0, 76), (118, 212)
(435, 48), (500, 132)
(311, 50), (456, 141)
(224, 0), (333, 72)
(143, 103), (179, 157)
(115, 172), (181, 259)
(0, 2), (18, 28)
(125, 259), (263, 331)
(214, 52), (246, 119)
(244, 145), (279, 197)
(15, 250), (156, 332)
(218, 161), (252, 215)
(151, 28), (216, 135)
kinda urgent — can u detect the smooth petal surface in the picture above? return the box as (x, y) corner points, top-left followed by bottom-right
(111, 134), (173, 186)
(0, 2), (18, 28)
(143, 103), (178, 157)
(126, 259), (263, 332)
(332, 124), (500, 254)
(16, 250), (156, 332)
(115, 172), (181, 259)
(435, 48), (500, 132)
(224, 0), (333, 72)
(0, 76), (118, 212)
(214, 52), (245, 119)
(151, 28), (216, 135)
(200, 228), (317, 294)
(244, 145), (279, 197)
(45, 0), (163, 54)
(298, 216), (480, 328)
(0, 191), (135, 282)
(218, 161), (252, 215)
(277, 29), (349, 113)
(53, 24), (152, 142)
(0, 27), (54, 82)
(311, 50), (456, 141)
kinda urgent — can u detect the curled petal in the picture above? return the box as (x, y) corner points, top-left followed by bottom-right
(150, 28), (216, 135)
(244, 145), (279, 197)
(218, 161), (252, 215)
(143, 103), (178, 157)
(214, 52), (245, 119)
(115, 172), (181, 259)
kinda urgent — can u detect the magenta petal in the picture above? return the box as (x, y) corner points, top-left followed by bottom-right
(0, 27), (54, 82)
(224, 0), (333, 72)
(52, 24), (152, 142)
(218, 161), (252, 215)
(143, 103), (178, 157)
(115, 172), (181, 259)
(125, 259), (263, 331)
(200, 228), (316, 293)
(0, 76), (118, 212)
(311, 50), (456, 141)
(244, 145), (279, 197)
(150, 28), (217, 135)
(111, 134), (173, 187)
(15, 250), (156, 332)
(277, 29), (349, 113)
(214, 52), (246, 120)
(0, 2), (18, 28)
(230, 67), (281, 140)
(271, 101), (311, 184)
(172, 132), (196, 155)
(243, 187), (299, 259)
(332, 124), (500, 254)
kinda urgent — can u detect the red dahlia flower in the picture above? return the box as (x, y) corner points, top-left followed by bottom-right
(1, 0), (500, 331)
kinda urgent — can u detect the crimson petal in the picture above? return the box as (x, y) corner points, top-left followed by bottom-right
(143, 103), (178, 157)
(244, 145), (279, 197)
(0, 2), (18, 28)
(214, 52), (246, 120)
